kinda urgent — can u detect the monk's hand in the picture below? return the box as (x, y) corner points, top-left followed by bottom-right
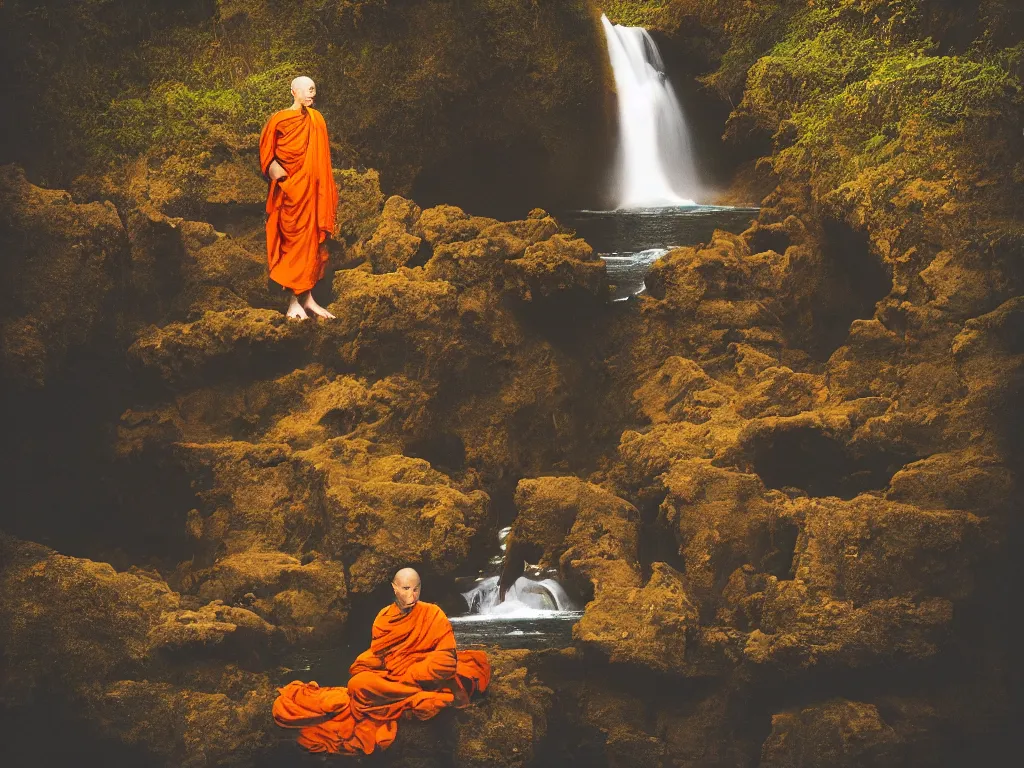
(267, 159), (288, 181)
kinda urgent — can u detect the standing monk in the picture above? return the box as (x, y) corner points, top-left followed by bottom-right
(260, 76), (338, 320)
(273, 568), (491, 755)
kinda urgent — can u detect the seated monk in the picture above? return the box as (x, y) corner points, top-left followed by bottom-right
(273, 568), (490, 755)
(259, 75), (338, 320)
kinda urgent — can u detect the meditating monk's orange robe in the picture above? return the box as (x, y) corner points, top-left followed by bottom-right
(273, 601), (490, 755)
(259, 106), (338, 294)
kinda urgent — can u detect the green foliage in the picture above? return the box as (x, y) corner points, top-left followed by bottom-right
(91, 62), (302, 161)
(601, 0), (807, 95)
(721, 0), (1024, 257)
(601, 0), (671, 28)
(1, 0), (609, 213)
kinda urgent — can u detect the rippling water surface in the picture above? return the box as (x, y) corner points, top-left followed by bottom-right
(560, 205), (761, 300)
(450, 610), (584, 650)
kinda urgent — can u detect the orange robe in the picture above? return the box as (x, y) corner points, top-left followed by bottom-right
(259, 106), (338, 294)
(273, 601), (490, 755)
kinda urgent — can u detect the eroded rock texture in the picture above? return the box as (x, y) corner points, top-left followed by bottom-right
(1, 0), (1022, 765)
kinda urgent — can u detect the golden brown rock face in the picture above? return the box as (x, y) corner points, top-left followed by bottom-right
(0, 167), (127, 390)
(2, 172), (1021, 762)
(1, 0), (1022, 765)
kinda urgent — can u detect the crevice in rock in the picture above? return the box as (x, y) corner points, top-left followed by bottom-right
(806, 216), (892, 360)
(748, 225), (792, 256)
(406, 238), (433, 269)
(638, 493), (684, 584)
(744, 426), (919, 499)
(405, 431), (467, 474)
(758, 516), (800, 580)
(319, 405), (369, 438)
(200, 203), (266, 239)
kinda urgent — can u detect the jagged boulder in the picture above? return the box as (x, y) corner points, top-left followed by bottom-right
(453, 650), (554, 768)
(505, 233), (608, 302)
(760, 698), (941, 768)
(186, 551), (348, 634)
(0, 535), (176, 695)
(334, 167), (386, 246)
(327, 267), (461, 373)
(129, 308), (311, 385)
(0, 166), (127, 388)
(96, 676), (276, 767)
(357, 195), (425, 273)
(0, 534), (278, 765)
(179, 436), (488, 597)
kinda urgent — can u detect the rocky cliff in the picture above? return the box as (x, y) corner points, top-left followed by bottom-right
(1, 0), (1022, 766)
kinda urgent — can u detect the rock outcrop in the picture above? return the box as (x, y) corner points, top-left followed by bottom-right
(0, 535), (278, 766)
(2, 0), (1022, 764)
(0, 167), (128, 389)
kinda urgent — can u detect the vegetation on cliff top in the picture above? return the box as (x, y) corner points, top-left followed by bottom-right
(606, 0), (1023, 317)
(0, 0), (610, 216)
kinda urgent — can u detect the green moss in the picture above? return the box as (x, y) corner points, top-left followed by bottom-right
(601, 0), (672, 28)
(735, 2), (1022, 205)
(601, 1), (806, 95)
(2, 0), (610, 214)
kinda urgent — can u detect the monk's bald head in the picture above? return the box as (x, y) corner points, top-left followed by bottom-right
(392, 568), (421, 613)
(290, 76), (316, 108)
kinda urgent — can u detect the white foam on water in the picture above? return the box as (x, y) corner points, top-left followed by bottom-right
(450, 608), (583, 623)
(460, 575), (579, 617)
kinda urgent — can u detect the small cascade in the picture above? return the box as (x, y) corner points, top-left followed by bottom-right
(600, 14), (701, 208)
(461, 575), (577, 617)
(451, 527), (582, 647)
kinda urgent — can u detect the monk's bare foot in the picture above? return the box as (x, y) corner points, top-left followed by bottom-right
(300, 292), (335, 319)
(286, 294), (309, 320)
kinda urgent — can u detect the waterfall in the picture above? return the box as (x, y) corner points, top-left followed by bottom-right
(454, 526), (580, 619)
(600, 14), (701, 208)
(459, 575), (578, 618)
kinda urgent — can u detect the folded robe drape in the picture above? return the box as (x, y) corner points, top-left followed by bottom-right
(273, 601), (490, 755)
(259, 106), (338, 294)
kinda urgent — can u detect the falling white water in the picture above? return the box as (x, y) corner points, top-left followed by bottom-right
(456, 575), (579, 620)
(600, 14), (701, 208)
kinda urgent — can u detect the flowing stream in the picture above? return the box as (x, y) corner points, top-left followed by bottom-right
(563, 205), (760, 301)
(281, 529), (583, 685)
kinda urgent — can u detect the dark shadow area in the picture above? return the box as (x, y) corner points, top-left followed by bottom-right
(744, 425), (919, 499)
(638, 494), (685, 583)
(0, 695), (158, 768)
(318, 406), (365, 437)
(808, 217), (892, 360)
(748, 224), (792, 256)
(0, 345), (195, 571)
(412, 131), (611, 220)
(405, 431), (467, 474)
(758, 517), (800, 580)
(407, 238), (434, 269)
